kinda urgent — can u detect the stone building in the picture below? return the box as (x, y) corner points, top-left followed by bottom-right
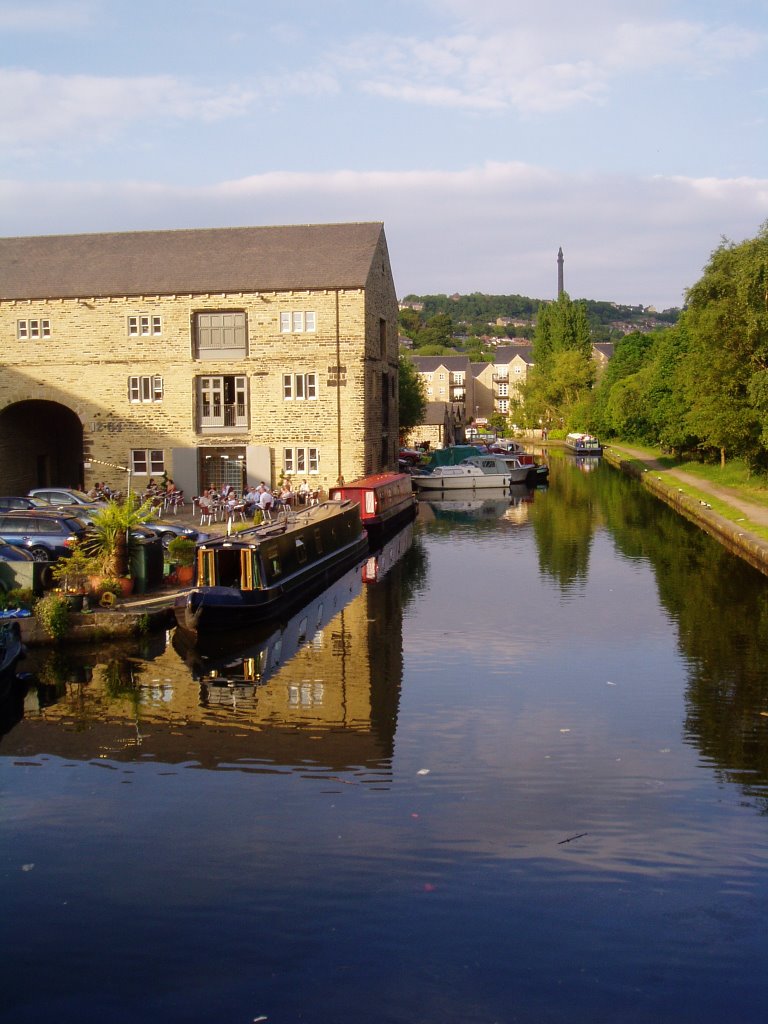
(0, 222), (399, 500)
(471, 344), (534, 420)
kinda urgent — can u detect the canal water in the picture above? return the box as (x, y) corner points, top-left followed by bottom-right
(2, 454), (768, 1024)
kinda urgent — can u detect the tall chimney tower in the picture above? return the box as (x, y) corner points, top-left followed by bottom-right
(557, 246), (564, 297)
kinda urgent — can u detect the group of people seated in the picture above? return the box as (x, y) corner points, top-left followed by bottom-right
(196, 479), (319, 523)
(140, 478), (184, 513)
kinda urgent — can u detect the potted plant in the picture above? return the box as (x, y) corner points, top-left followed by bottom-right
(167, 536), (197, 585)
(50, 544), (98, 609)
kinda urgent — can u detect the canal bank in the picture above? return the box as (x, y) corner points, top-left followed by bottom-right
(604, 444), (768, 578)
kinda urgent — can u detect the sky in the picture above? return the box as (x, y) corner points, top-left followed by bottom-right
(1, 0), (767, 311)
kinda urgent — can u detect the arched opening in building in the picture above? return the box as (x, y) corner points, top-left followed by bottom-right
(0, 401), (84, 494)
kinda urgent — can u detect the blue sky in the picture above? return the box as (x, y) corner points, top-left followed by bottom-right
(1, 0), (766, 310)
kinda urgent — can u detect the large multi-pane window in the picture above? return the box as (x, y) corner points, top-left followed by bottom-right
(283, 447), (319, 475)
(128, 375), (164, 403)
(195, 312), (247, 357)
(198, 375), (247, 429)
(282, 372), (318, 400)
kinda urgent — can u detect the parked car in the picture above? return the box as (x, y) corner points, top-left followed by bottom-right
(28, 487), (108, 507)
(0, 510), (91, 561)
(0, 538), (36, 561)
(0, 495), (55, 512)
(151, 521), (209, 549)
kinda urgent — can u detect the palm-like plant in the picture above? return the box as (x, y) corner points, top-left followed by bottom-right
(85, 495), (154, 577)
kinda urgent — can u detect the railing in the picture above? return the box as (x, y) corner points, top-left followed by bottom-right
(199, 402), (247, 428)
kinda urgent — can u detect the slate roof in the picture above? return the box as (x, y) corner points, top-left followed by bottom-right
(410, 355), (472, 372)
(492, 345), (535, 364)
(423, 401), (453, 425)
(0, 222), (386, 301)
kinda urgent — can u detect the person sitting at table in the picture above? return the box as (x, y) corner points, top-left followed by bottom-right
(258, 483), (275, 519)
(298, 479), (310, 504)
(280, 481), (294, 506)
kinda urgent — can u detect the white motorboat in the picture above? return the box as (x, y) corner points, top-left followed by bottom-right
(412, 455), (545, 491)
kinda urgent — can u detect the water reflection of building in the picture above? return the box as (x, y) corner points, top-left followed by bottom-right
(1, 527), (417, 776)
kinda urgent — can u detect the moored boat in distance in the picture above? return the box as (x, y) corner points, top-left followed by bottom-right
(565, 432), (603, 455)
(412, 455), (547, 491)
(174, 500), (368, 635)
(329, 472), (417, 542)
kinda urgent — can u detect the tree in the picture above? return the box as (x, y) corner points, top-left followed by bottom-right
(532, 292), (592, 368)
(681, 223), (768, 466)
(398, 307), (422, 339)
(398, 354), (427, 439)
(415, 313), (454, 349)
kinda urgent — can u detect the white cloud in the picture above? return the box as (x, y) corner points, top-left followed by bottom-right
(0, 67), (338, 152)
(332, 5), (767, 114)
(1, 162), (766, 309)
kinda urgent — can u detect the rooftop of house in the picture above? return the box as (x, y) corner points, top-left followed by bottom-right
(0, 222), (387, 301)
(410, 355), (472, 372)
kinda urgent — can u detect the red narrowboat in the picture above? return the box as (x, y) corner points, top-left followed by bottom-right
(330, 472), (417, 542)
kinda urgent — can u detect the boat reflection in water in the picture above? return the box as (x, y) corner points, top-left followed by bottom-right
(574, 455), (601, 473)
(418, 483), (542, 525)
(361, 523), (414, 583)
(6, 524), (418, 775)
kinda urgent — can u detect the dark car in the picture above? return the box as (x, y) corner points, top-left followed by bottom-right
(0, 510), (90, 561)
(0, 538), (35, 561)
(151, 520), (209, 549)
(0, 495), (55, 512)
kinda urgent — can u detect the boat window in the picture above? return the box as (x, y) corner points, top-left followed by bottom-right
(314, 528), (323, 554)
(240, 549), (260, 590)
(199, 549), (216, 586)
(295, 539), (308, 565)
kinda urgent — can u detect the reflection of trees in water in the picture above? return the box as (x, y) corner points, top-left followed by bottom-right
(531, 459), (596, 590)
(398, 532), (429, 608)
(597, 463), (768, 809)
(365, 532), (428, 751)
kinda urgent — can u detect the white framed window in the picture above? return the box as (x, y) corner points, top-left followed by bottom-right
(283, 446), (320, 474)
(128, 315), (162, 336)
(131, 449), (165, 475)
(17, 319), (51, 340)
(452, 372), (464, 384)
(128, 375), (164, 403)
(280, 311), (317, 333)
(282, 372), (318, 400)
(498, 382), (509, 397)
(198, 375), (247, 429)
(498, 399), (509, 414)
(514, 365), (522, 374)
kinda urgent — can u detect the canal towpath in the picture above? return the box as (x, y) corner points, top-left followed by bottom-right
(604, 443), (768, 576)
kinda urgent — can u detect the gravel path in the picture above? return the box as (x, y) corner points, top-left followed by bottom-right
(609, 445), (768, 528)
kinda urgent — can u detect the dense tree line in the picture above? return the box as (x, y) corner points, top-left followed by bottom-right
(400, 292), (678, 346)
(589, 223), (768, 469)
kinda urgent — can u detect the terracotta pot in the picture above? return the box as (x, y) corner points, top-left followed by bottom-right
(117, 577), (134, 597)
(175, 565), (195, 585)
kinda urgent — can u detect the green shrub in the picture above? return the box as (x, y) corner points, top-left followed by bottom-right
(34, 593), (72, 641)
